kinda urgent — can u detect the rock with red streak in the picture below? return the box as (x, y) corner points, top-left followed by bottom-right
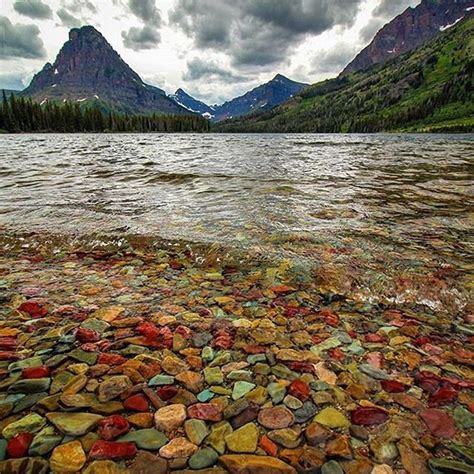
(0, 337), (17, 350)
(0, 351), (21, 361)
(287, 362), (315, 374)
(351, 407), (388, 426)
(137, 321), (160, 339)
(98, 353), (127, 366)
(98, 415), (130, 440)
(123, 394), (149, 412)
(212, 330), (233, 349)
(89, 440), (137, 460)
(188, 403), (223, 422)
(415, 372), (441, 394)
(157, 385), (178, 401)
(288, 380), (310, 401)
(174, 325), (191, 339)
(420, 409), (456, 438)
(22, 366), (50, 379)
(7, 433), (34, 458)
(259, 435), (278, 457)
(76, 327), (100, 343)
(365, 334), (387, 343)
(17, 300), (48, 318)
(380, 380), (406, 393)
(428, 386), (457, 407)
(258, 406), (295, 430)
(319, 308), (340, 327)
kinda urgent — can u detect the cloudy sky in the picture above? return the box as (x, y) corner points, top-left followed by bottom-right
(0, 0), (419, 104)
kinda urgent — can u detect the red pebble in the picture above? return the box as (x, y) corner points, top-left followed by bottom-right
(98, 353), (126, 366)
(428, 386), (457, 407)
(157, 385), (178, 401)
(98, 415), (130, 441)
(270, 285), (294, 294)
(328, 348), (345, 361)
(381, 380), (406, 393)
(287, 362), (315, 374)
(137, 321), (160, 339)
(351, 407), (388, 426)
(319, 308), (340, 327)
(7, 433), (33, 458)
(188, 403), (223, 421)
(365, 334), (387, 343)
(288, 379), (310, 401)
(259, 435), (278, 457)
(420, 409), (456, 438)
(17, 300), (48, 318)
(76, 327), (100, 343)
(212, 329), (233, 349)
(22, 366), (50, 379)
(174, 325), (191, 339)
(123, 394), (149, 412)
(0, 337), (17, 350)
(0, 352), (21, 361)
(89, 440), (137, 460)
(415, 371), (441, 394)
(243, 344), (266, 354)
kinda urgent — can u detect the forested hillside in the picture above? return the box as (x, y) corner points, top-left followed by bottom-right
(215, 18), (473, 133)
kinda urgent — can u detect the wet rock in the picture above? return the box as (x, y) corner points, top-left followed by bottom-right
(98, 375), (132, 402)
(128, 450), (168, 474)
(189, 447), (219, 469)
(321, 460), (344, 474)
(159, 437), (198, 459)
(258, 406), (295, 430)
(0, 457), (49, 473)
(225, 422), (259, 453)
(351, 407), (388, 426)
(206, 421), (232, 454)
(2, 413), (45, 439)
(219, 454), (297, 473)
(313, 408), (350, 429)
(184, 419), (209, 445)
(155, 404), (187, 432)
(188, 403), (223, 422)
(397, 437), (430, 474)
(420, 409), (456, 438)
(305, 421), (334, 445)
(118, 428), (168, 450)
(8, 378), (51, 394)
(47, 412), (104, 436)
(50, 440), (86, 472)
(268, 427), (302, 449)
(7, 433), (33, 458)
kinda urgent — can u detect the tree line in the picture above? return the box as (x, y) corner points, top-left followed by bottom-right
(0, 92), (210, 133)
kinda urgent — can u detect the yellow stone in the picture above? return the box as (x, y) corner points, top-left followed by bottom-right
(390, 336), (411, 346)
(50, 440), (86, 472)
(0, 328), (20, 337)
(92, 305), (124, 322)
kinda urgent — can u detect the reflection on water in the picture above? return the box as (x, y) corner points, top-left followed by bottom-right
(0, 133), (473, 314)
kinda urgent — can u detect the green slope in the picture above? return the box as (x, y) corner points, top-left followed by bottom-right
(215, 17), (474, 133)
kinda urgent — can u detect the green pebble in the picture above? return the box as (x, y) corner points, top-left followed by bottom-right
(203, 367), (223, 385)
(0, 439), (6, 461)
(232, 381), (255, 400)
(8, 356), (43, 372)
(247, 354), (266, 364)
(321, 460), (344, 474)
(267, 383), (286, 404)
(202, 346), (214, 362)
(148, 374), (174, 386)
(197, 389), (214, 402)
(188, 447), (218, 469)
(118, 429), (168, 450)
(69, 349), (98, 365)
(184, 419), (209, 445)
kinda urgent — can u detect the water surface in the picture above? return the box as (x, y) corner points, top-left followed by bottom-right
(1, 133), (472, 314)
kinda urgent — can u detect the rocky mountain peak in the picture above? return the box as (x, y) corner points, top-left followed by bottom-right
(342, 0), (474, 74)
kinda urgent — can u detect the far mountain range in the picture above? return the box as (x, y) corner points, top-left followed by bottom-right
(8, 0), (474, 123)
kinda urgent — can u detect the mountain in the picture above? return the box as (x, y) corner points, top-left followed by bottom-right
(22, 26), (189, 115)
(211, 74), (308, 121)
(343, 0), (474, 74)
(171, 88), (215, 118)
(214, 17), (473, 133)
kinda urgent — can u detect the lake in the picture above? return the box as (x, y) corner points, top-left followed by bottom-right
(1, 133), (472, 314)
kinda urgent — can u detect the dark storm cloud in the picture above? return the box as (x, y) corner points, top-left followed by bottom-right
(121, 0), (161, 50)
(170, 0), (364, 67)
(0, 16), (46, 59)
(56, 8), (81, 28)
(128, 0), (161, 25)
(122, 25), (161, 50)
(13, 0), (52, 20)
(183, 58), (247, 83)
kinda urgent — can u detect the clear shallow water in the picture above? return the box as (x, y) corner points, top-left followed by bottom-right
(1, 133), (473, 313)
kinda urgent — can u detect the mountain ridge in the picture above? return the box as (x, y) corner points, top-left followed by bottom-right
(214, 17), (474, 133)
(21, 25), (190, 116)
(343, 0), (474, 74)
